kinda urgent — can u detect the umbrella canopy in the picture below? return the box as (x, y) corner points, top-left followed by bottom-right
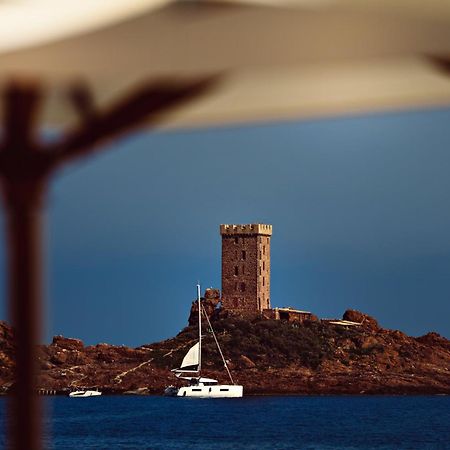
(1, 4), (450, 448)
(1, 0), (450, 128)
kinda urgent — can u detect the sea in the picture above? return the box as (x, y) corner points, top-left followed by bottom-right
(0, 396), (449, 449)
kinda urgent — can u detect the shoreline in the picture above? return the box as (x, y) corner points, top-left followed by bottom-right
(1, 315), (450, 397)
(2, 388), (449, 397)
(1, 392), (448, 398)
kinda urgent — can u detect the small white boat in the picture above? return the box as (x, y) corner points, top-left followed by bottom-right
(164, 284), (243, 398)
(69, 389), (102, 398)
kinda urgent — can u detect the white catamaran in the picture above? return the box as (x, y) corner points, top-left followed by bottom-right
(164, 284), (243, 398)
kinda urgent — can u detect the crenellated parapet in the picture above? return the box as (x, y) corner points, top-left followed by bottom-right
(220, 223), (272, 236)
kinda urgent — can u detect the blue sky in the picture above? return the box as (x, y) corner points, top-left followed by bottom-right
(1, 107), (450, 345)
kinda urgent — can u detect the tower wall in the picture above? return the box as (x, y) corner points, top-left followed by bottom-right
(220, 224), (272, 313)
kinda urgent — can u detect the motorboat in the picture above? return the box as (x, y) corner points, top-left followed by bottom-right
(69, 389), (102, 398)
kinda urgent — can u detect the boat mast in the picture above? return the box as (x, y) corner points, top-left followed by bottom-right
(197, 283), (201, 375)
(201, 302), (235, 385)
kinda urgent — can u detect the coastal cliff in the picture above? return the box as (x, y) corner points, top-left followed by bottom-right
(0, 309), (449, 395)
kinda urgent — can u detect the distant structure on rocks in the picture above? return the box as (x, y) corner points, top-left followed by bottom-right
(190, 223), (363, 327)
(220, 223), (272, 313)
(191, 223), (317, 324)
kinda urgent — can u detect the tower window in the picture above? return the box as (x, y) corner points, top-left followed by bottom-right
(263, 246), (265, 255)
(234, 266), (238, 276)
(263, 261), (265, 271)
(263, 277), (265, 286)
(235, 237), (239, 244)
(240, 282), (246, 292)
(242, 250), (246, 260)
(259, 251), (262, 259)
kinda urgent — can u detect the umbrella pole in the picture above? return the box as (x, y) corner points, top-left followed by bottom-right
(5, 187), (44, 450)
(0, 76), (214, 450)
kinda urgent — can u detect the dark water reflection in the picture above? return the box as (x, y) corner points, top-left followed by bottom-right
(0, 396), (449, 449)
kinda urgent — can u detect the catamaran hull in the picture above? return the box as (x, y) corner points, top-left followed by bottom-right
(174, 385), (243, 398)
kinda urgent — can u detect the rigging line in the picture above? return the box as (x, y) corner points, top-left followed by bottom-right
(201, 305), (235, 385)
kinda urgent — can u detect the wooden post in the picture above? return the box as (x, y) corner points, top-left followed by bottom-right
(5, 184), (45, 450)
(0, 76), (215, 450)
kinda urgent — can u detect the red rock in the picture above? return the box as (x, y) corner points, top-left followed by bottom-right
(343, 310), (379, 331)
(0, 309), (449, 395)
(188, 296), (220, 326)
(240, 355), (256, 368)
(50, 351), (68, 365)
(51, 335), (84, 351)
(416, 332), (450, 349)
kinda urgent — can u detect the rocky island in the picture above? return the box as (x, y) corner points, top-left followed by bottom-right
(0, 306), (449, 396)
(1, 224), (448, 396)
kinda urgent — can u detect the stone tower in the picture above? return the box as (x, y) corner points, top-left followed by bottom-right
(220, 223), (272, 313)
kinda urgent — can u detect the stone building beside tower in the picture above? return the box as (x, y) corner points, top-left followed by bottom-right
(220, 223), (272, 313)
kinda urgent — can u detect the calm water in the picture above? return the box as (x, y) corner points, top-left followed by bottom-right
(0, 396), (449, 449)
